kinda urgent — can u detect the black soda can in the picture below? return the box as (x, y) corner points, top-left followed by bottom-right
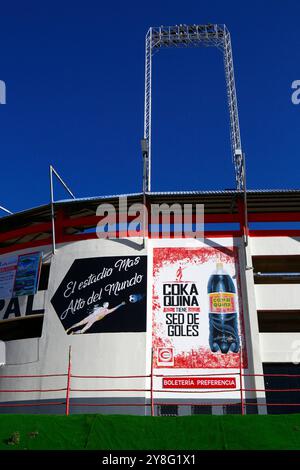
(207, 262), (240, 354)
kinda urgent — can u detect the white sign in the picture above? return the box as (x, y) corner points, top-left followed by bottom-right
(0, 252), (42, 299)
(0, 256), (18, 299)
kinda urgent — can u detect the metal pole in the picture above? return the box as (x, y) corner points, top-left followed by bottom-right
(150, 347), (154, 416)
(65, 345), (72, 416)
(50, 166), (56, 255)
(223, 26), (243, 189)
(51, 166), (76, 200)
(143, 180), (147, 241)
(144, 28), (152, 192)
(0, 206), (13, 215)
(242, 152), (249, 247)
(49, 164), (76, 255)
(239, 337), (245, 415)
(141, 139), (149, 239)
(147, 28), (152, 192)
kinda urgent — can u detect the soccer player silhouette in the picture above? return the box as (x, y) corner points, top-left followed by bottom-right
(66, 301), (126, 334)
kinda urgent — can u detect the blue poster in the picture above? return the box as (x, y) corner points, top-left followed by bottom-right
(12, 252), (42, 297)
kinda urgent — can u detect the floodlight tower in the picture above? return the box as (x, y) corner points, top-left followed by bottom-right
(143, 24), (245, 191)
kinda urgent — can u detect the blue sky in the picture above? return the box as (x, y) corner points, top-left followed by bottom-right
(0, 0), (299, 213)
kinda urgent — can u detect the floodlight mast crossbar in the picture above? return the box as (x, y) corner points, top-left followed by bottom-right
(143, 24), (244, 190)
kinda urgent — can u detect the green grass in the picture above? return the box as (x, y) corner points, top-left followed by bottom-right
(0, 414), (300, 450)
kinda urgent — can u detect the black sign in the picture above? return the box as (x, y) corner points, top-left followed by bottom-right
(51, 256), (147, 334)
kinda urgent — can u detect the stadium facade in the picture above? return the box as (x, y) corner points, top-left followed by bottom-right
(0, 189), (299, 415)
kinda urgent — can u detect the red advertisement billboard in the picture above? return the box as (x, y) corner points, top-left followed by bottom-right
(152, 246), (247, 370)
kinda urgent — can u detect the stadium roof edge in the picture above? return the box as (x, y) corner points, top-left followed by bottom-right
(0, 189), (299, 229)
(55, 188), (300, 204)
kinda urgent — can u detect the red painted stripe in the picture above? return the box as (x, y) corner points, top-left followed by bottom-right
(1, 227), (299, 255)
(0, 374), (67, 378)
(249, 229), (300, 237)
(248, 212), (300, 222)
(72, 374), (150, 379)
(0, 238), (52, 255)
(0, 388), (66, 393)
(0, 222), (52, 243)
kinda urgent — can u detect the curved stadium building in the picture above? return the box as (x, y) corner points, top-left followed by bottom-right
(0, 189), (300, 416)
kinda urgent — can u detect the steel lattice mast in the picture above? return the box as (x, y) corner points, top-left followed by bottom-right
(143, 24), (244, 191)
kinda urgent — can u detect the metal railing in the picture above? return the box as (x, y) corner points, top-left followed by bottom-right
(1, 347), (300, 415)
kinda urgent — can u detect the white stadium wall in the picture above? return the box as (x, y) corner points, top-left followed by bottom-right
(0, 232), (299, 415)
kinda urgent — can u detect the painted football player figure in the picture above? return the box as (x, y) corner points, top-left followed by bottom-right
(66, 301), (126, 334)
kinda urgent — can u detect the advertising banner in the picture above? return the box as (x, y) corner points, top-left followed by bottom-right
(0, 252), (42, 299)
(152, 246), (247, 371)
(51, 255), (147, 334)
(0, 256), (18, 299)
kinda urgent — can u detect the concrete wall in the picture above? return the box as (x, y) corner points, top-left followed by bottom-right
(250, 235), (300, 364)
(0, 233), (299, 414)
(260, 333), (300, 362)
(251, 236), (300, 256)
(0, 238), (148, 413)
(255, 284), (299, 311)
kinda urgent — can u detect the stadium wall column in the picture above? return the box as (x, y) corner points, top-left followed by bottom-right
(238, 233), (267, 414)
